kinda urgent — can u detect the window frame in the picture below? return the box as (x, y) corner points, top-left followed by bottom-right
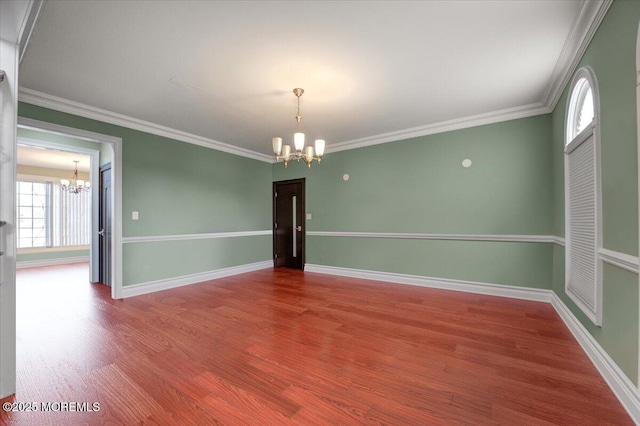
(564, 66), (603, 326)
(16, 173), (91, 253)
(16, 179), (52, 249)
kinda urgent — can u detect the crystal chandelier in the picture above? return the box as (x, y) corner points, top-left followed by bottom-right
(272, 88), (325, 168)
(61, 160), (90, 193)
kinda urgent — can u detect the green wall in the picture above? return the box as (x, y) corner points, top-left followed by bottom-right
(18, 103), (273, 286)
(550, 0), (639, 384)
(274, 115), (555, 289)
(123, 236), (270, 284)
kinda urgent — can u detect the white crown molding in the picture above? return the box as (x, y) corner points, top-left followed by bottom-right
(323, 0), (613, 153)
(307, 231), (557, 244)
(327, 102), (550, 154)
(121, 260), (272, 298)
(305, 264), (552, 303)
(599, 248), (640, 274)
(542, 0), (613, 111)
(550, 293), (640, 422)
(16, 255), (89, 269)
(16, 1), (612, 159)
(122, 230), (271, 244)
(18, 88), (273, 163)
(304, 263), (639, 422)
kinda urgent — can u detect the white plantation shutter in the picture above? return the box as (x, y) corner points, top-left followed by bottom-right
(60, 186), (91, 246)
(564, 67), (601, 326)
(566, 135), (598, 320)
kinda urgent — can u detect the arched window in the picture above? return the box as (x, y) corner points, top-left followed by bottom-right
(566, 76), (595, 143)
(564, 66), (601, 325)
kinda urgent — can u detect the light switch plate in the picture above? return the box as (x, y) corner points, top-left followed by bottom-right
(132, 211), (139, 220)
(306, 213), (312, 220)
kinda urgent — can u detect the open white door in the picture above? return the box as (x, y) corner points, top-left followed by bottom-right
(0, 37), (18, 400)
(0, 0), (45, 399)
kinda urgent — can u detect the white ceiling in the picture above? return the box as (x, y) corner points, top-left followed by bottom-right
(17, 145), (90, 172)
(19, 0), (597, 159)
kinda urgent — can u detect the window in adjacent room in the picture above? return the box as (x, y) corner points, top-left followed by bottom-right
(17, 181), (51, 248)
(17, 179), (91, 249)
(564, 66), (602, 326)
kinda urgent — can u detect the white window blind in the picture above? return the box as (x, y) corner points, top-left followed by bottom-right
(566, 135), (598, 316)
(564, 67), (601, 326)
(58, 184), (91, 246)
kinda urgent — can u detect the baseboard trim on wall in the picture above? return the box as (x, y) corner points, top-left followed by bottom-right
(549, 293), (640, 422)
(307, 231), (558, 244)
(16, 256), (89, 269)
(305, 263), (640, 423)
(122, 230), (271, 244)
(305, 264), (551, 303)
(120, 260), (273, 298)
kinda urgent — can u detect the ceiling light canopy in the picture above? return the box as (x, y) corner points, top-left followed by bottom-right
(61, 160), (90, 194)
(273, 88), (325, 168)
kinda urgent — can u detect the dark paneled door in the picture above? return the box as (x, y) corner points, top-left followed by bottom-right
(99, 163), (112, 286)
(273, 179), (305, 270)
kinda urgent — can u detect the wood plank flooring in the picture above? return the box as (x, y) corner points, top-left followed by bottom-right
(0, 263), (633, 425)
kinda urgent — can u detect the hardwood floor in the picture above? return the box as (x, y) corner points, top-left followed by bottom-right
(0, 263), (633, 425)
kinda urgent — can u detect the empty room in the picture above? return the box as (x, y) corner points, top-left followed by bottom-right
(1, 0), (639, 424)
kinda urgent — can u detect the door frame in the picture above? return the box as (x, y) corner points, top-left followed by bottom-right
(16, 137), (100, 282)
(17, 117), (123, 299)
(273, 178), (306, 269)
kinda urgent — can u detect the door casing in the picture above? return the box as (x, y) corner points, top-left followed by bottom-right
(99, 163), (112, 286)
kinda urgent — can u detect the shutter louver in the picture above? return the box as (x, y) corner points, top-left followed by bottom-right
(60, 187), (91, 246)
(566, 134), (599, 322)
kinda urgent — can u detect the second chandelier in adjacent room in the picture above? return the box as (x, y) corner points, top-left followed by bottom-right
(61, 160), (90, 194)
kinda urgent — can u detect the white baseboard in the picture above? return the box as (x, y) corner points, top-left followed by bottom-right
(305, 263), (640, 423)
(305, 264), (552, 303)
(550, 293), (640, 422)
(16, 256), (89, 269)
(120, 260), (273, 298)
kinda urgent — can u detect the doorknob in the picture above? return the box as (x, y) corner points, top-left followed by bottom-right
(98, 229), (105, 236)
(296, 226), (302, 231)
